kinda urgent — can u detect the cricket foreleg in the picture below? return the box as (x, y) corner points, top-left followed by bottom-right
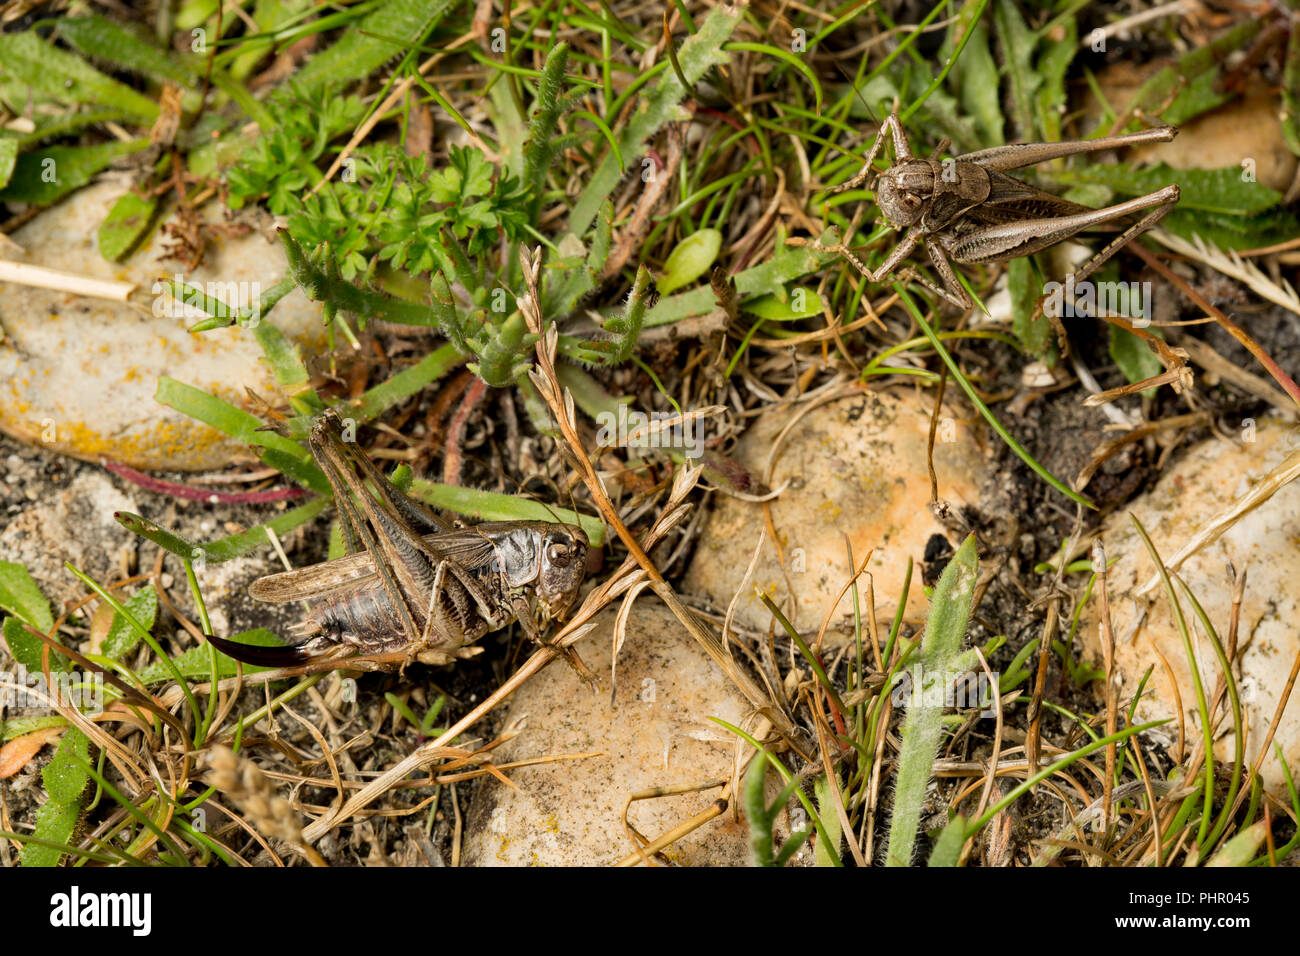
(793, 223), (976, 310)
(828, 112), (912, 196)
(507, 593), (598, 685)
(848, 226), (922, 284)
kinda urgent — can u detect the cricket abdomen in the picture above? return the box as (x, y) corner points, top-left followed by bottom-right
(299, 579), (408, 654)
(296, 575), (493, 658)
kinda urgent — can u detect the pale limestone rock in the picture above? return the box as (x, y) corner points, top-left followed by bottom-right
(1080, 422), (1300, 792)
(683, 388), (990, 637)
(464, 601), (792, 866)
(0, 177), (327, 470)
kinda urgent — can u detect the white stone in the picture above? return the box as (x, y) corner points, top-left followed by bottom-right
(463, 602), (785, 866)
(0, 177), (327, 470)
(683, 388), (990, 637)
(1081, 422), (1300, 792)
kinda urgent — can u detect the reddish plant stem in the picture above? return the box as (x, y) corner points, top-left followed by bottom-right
(1130, 243), (1300, 410)
(443, 376), (490, 486)
(101, 459), (308, 504)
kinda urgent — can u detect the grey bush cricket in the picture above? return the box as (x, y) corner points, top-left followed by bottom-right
(206, 409), (589, 671)
(797, 111), (1181, 334)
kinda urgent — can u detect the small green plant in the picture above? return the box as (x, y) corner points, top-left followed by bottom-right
(210, 18), (745, 389)
(885, 534), (980, 867)
(743, 757), (812, 867)
(0, 556), (298, 866)
(384, 691), (447, 739)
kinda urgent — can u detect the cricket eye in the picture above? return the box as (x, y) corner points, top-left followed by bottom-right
(547, 543), (571, 566)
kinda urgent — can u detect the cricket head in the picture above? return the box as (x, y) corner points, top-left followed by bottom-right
(534, 524), (589, 622)
(875, 160), (934, 228)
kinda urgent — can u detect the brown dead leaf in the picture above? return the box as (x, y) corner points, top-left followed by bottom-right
(0, 726), (63, 779)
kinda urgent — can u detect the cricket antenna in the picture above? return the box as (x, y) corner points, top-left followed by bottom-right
(829, 57), (879, 128)
(815, 61), (887, 205)
(563, 478), (592, 542)
(502, 473), (593, 540)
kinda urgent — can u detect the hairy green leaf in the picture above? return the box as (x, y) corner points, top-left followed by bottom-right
(567, 4), (741, 238)
(0, 33), (159, 120)
(0, 139), (148, 205)
(887, 534), (979, 867)
(57, 15), (198, 87)
(98, 189), (158, 261)
(101, 585), (159, 661)
(291, 0), (450, 91)
(0, 561), (54, 632)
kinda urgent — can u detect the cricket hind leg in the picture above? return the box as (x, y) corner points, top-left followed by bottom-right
(1047, 185), (1180, 291)
(1033, 186), (1180, 353)
(946, 184), (1180, 354)
(944, 185), (1180, 267)
(309, 415), (431, 647)
(317, 418), (504, 625)
(323, 415), (451, 536)
(957, 124), (1177, 172)
(309, 411), (502, 636)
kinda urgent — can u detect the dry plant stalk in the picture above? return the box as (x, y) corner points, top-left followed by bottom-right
(206, 745), (324, 866)
(1134, 444), (1300, 596)
(298, 247), (795, 843)
(515, 246), (795, 742)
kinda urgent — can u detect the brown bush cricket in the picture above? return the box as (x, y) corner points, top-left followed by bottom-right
(800, 111), (1181, 331)
(206, 409), (588, 671)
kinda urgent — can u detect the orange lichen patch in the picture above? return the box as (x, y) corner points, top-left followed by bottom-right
(0, 410), (243, 471)
(0, 178), (328, 471)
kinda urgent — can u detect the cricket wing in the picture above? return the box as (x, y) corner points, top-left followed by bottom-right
(408, 528), (500, 574)
(965, 168), (1094, 226)
(249, 552), (381, 603)
(248, 530), (467, 603)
